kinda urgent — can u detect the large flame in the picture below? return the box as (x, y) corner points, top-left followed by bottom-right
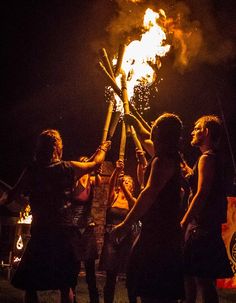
(113, 8), (171, 111)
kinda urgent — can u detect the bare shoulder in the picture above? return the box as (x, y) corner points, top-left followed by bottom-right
(199, 153), (215, 168)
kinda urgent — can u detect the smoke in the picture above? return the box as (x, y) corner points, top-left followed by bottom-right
(102, 0), (236, 71)
(105, 0), (148, 51)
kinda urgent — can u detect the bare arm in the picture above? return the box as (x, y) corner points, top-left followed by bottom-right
(136, 149), (148, 190)
(107, 160), (123, 207)
(124, 114), (154, 157)
(180, 154), (215, 228)
(111, 157), (175, 239)
(71, 141), (110, 179)
(120, 181), (136, 209)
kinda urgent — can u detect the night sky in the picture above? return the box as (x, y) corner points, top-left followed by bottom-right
(1, 0), (236, 193)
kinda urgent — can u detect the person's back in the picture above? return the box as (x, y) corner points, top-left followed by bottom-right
(142, 158), (181, 235)
(27, 160), (74, 226)
(3, 129), (110, 303)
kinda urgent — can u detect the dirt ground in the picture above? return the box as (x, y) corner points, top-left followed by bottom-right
(0, 271), (236, 303)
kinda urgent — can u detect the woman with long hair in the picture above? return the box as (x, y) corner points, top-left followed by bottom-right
(111, 113), (185, 303)
(2, 129), (110, 303)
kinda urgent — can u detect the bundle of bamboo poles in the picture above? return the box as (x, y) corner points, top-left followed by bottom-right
(98, 45), (147, 160)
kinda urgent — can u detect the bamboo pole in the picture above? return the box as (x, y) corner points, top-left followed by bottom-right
(98, 61), (122, 98)
(130, 126), (144, 152)
(114, 44), (126, 77)
(121, 72), (131, 135)
(121, 72), (130, 114)
(119, 121), (127, 161)
(130, 103), (151, 132)
(108, 111), (121, 140)
(99, 48), (115, 79)
(101, 99), (115, 143)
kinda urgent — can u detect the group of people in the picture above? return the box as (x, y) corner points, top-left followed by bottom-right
(1, 111), (234, 303)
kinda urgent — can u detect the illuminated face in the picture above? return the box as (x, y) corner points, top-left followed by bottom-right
(123, 176), (134, 193)
(191, 121), (206, 147)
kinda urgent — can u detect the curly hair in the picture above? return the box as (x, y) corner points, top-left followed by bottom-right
(35, 129), (63, 165)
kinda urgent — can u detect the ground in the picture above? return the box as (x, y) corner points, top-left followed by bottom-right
(0, 271), (236, 303)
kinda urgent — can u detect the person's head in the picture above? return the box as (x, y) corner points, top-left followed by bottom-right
(123, 175), (134, 194)
(35, 129), (63, 165)
(151, 113), (183, 156)
(191, 115), (222, 149)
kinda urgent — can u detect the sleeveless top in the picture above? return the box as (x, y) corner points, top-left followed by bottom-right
(26, 160), (74, 226)
(189, 150), (228, 228)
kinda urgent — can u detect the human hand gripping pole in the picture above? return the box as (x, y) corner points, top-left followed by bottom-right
(94, 141), (111, 166)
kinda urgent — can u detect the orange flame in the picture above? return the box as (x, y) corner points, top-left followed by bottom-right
(113, 8), (171, 110)
(17, 204), (32, 224)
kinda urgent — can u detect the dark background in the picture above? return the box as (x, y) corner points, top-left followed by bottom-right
(1, 0), (236, 193)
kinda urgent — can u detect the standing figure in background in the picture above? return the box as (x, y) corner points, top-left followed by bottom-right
(111, 113), (185, 303)
(71, 156), (101, 303)
(181, 115), (233, 303)
(1, 129), (110, 303)
(99, 159), (137, 303)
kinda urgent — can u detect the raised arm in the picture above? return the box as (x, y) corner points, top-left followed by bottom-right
(136, 148), (148, 190)
(107, 160), (124, 207)
(71, 141), (110, 179)
(124, 113), (154, 157)
(120, 180), (136, 209)
(111, 157), (175, 239)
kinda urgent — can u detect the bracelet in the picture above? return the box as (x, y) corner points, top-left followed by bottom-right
(99, 147), (107, 152)
(96, 147), (106, 153)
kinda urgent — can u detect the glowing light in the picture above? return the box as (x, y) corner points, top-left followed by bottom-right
(16, 235), (24, 250)
(13, 256), (21, 263)
(17, 204), (32, 224)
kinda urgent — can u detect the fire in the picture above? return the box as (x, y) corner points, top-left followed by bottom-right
(113, 8), (171, 108)
(17, 204), (32, 224)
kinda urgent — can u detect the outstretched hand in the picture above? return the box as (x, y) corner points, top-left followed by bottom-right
(100, 140), (111, 152)
(116, 159), (124, 171)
